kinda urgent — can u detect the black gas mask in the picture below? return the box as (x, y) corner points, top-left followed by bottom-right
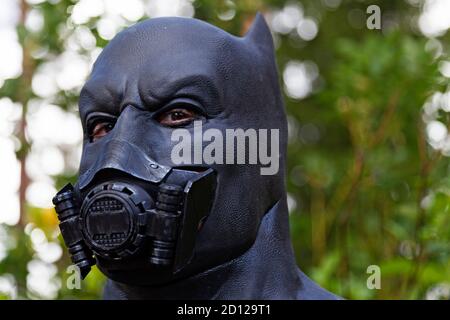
(53, 155), (216, 284)
(51, 13), (283, 288)
(50, 12), (319, 296)
(50, 14), (340, 299)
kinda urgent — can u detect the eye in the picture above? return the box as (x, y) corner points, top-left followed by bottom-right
(157, 108), (197, 127)
(88, 120), (115, 142)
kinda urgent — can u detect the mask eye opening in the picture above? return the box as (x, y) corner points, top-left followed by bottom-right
(85, 112), (118, 143)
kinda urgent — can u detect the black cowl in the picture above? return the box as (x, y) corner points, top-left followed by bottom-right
(77, 13), (339, 299)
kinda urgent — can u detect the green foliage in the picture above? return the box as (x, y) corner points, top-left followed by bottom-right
(286, 21), (449, 299)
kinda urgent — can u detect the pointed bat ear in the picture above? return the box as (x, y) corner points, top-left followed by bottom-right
(245, 12), (274, 52)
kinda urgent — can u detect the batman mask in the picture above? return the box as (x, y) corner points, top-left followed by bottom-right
(53, 14), (339, 299)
